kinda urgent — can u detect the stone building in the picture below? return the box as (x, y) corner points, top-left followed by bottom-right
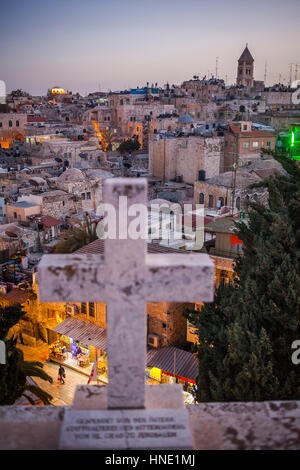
(6, 201), (41, 223)
(236, 45), (254, 88)
(149, 134), (224, 184)
(194, 167), (269, 211)
(0, 113), (27, 149)
(56, 168), (102, 213)
(223, 122), (276, 172)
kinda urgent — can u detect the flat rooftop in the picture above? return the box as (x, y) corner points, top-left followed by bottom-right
(7, 201), (40, 208)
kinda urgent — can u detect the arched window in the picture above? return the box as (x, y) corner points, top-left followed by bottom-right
(16, 120), (19, 127)
(208, 195), (214, 208)
(219, 197), (224, 207)
(9, 120), (12, 127)
(236, 197), (241, 210)
(199, 193), (204, 204)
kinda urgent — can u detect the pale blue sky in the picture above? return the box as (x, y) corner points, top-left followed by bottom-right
(1, 0), (299, 95)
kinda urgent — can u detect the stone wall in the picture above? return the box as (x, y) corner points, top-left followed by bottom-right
(149, 135), (223, 184)
(1, 400), (299, 449)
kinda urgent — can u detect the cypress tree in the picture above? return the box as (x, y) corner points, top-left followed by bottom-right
(186, 151), (300, 401)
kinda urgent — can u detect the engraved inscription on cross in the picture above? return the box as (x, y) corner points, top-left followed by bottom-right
(38, 178), (214, 409)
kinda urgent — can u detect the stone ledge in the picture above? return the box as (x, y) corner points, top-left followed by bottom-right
(0, 401), (299, 450)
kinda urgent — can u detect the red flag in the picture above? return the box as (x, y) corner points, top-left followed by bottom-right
(87, 360), (98, 384)
(230, 235), (243, 246)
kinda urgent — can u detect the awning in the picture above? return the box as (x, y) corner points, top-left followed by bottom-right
(147, 346), (198, 383)
(53, 317), (106, 351)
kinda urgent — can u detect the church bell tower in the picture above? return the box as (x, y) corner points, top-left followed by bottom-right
(236, 44), (254, 88)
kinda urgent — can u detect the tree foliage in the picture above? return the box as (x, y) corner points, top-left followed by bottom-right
(118, 137), (140, 155)
(0, 304), (53, 405)
(186, 151), (300, 401)
(55, 214), (98, 253)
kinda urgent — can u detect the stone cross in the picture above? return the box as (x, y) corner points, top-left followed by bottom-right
(38, 178), (214, 409)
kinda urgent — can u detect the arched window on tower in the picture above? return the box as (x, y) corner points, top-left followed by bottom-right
(236, 197), (241, 210)
(199, 193), (204, 204)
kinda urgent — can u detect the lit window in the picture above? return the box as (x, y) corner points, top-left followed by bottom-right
(253, 141), (259, 148)
(81, 303), (87, 314)
(243, 142), (250, 148)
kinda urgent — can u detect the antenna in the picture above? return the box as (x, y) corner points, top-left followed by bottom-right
(294, 64), (298, 82)
(216, 57), (219, 79)
(264, 60), (268, 84)
(289, 64), (293, 87)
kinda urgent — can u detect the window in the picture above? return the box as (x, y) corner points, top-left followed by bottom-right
(243, 124), (247, 130)
(208, 195), (214, 208)
(243, 142), (250, 148)
(62, 201), (65, 206)
(199, 193), (204, 204)
(120, 99), (123, 105)
(0, 122), (2, 127)
(16, 120), (19, 127)
(81, 303), (87, 314)
(218, 197), (224, 207)
(87, 192), (91, 200)
(14, 212), (17, 219)
(236, 197), (241, 210)
(81, 193), (85, 200)
(267, 141), (271, 147)
(89, 302), (95, 317)
(253, 141), (259, 148)
(9, 120), (12, 127)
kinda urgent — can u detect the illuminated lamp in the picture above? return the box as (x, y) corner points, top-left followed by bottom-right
(289, 124), (300, 161)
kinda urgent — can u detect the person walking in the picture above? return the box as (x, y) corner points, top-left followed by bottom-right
(58, 365), (66, 384)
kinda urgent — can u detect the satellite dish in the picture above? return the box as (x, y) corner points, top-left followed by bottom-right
(5, 231), (18, 238)
(55, 157), (62, 163)
(29, 179), (40, 187)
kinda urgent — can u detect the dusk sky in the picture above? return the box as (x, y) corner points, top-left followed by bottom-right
(1, 0), (299, 95)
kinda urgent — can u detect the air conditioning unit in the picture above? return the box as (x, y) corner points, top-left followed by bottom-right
(148, 333), (160, 348)
(66, 304), (78, 316)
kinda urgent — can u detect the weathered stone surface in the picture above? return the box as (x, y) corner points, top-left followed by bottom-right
(72, 384), (184, 411)
(1, 401), (300, 450)
(59, 408), (192, 450)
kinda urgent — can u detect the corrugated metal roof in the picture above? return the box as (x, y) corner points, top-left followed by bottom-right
(53, 317), (106, 351)
(147, 346), (198, 383)
(76, 239), (190, 255)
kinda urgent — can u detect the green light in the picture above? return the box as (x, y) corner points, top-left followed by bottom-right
(289, 125), (300, 161)
(291, 131), (295, 147)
